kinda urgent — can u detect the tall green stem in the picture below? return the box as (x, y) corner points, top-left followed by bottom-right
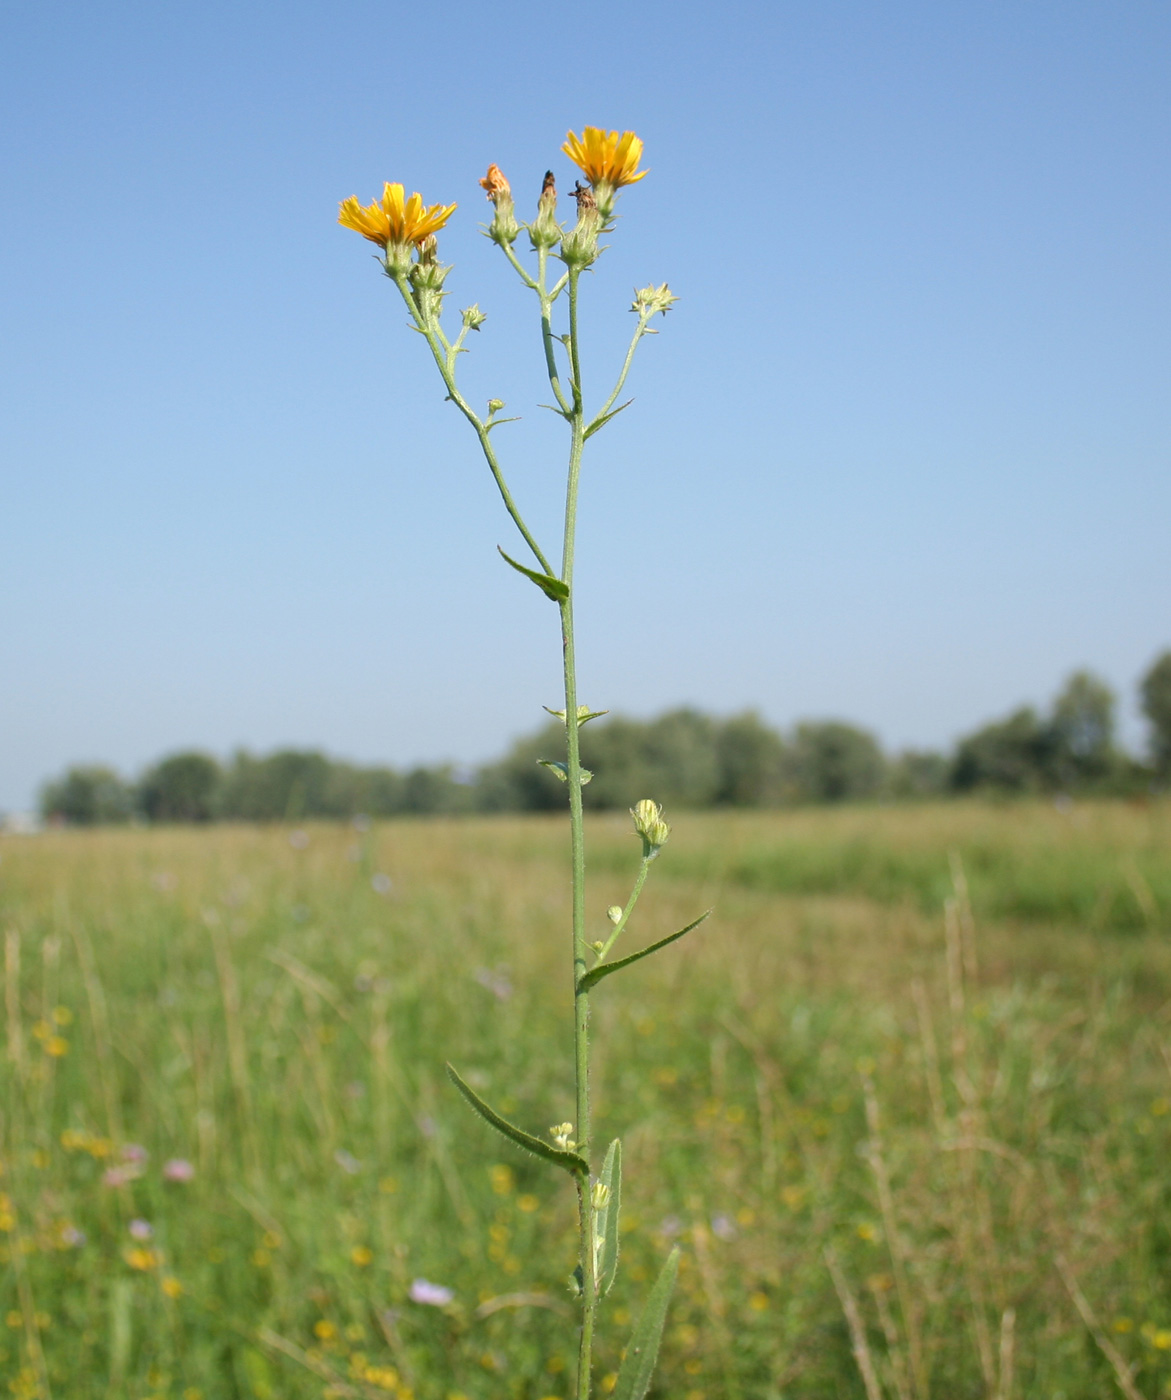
(560, 267), (595, 1400)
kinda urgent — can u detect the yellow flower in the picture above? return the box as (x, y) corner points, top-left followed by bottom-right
(338, 183), (457, 249)
(562, 127), (647, 191)
(350, 1244), (373, 1267)
(161, 1276), (183, 1299)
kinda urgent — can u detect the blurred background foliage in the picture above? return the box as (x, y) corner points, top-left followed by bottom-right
(38, 652), (1171, 825)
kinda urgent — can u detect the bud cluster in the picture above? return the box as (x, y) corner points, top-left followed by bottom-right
(632, 283), (679, 319)
(549, 1122), (577, 1152)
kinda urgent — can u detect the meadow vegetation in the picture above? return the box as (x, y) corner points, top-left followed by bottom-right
(2, 798), (1171, 1398)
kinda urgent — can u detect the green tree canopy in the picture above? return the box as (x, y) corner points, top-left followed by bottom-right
(139, 752), (222, 823)
(41, 766), (135, 825)
(1141, 651), (1171, 781)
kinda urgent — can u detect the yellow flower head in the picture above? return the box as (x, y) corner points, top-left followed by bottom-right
(562, 128), (647, 192)
(338, 183), (457, 249)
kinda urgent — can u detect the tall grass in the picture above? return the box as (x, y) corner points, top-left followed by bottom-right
(1, 799), (1170, 1397)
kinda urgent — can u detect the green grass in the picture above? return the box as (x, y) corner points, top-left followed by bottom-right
(2, 800), (1171, 1399)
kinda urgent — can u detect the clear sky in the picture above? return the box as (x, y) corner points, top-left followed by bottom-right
(2, 0), (1168, 811)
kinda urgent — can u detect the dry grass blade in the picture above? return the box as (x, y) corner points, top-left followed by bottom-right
(1054, 1255), (1146, 1400)
(825, 1246), (885, 1400)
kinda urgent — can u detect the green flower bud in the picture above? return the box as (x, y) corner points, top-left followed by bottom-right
(487, 398), (505, 415)
(559, 181), (601, 270)
(631, 799), (671, 858)
(606, 905), (623, 925)
(529, 170), (562, 251)
(632, 282), (679, 319)
(461, 304), (487, 332)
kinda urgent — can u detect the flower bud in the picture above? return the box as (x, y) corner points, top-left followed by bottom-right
(630, 799), (671, 857)
(529, 170), (561, 250)
(479, 163), (520, 246)
(632, 283), (679, 319)
(461, 304), (487, 332)
(487, 398), (505, 415)
(606, 905), (623, 925)
(559, 181), (601, 270)
(591, 1181), (611, 1210)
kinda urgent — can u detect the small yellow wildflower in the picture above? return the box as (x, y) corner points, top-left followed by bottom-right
(314, 1319), (338, 1341)
(748, 1291), (769, 1311)
(125, 1247), (158, 1271)
(161, 1276), (183, 1299)
(1113, 1317), (1134, 1333)
(562, 128), (647, 191)
(52, 1006), (72, 1027)
(517, 1193), (540, 1213)
(45, 1036), (69, 1057)
(250, 1248), (270, 1268)
(350, 1244), (373, 1267)
(489, 1164), (513, 1195)
(856, 1222), (879, 1242)
(338, 184), (457, 250)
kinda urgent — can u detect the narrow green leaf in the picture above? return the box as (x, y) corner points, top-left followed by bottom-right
(612, 1246), (680, 1400)
(446, 1064), (588, 1176)
(578, 911), (711, 993)
(597, 1138), (622, 1296)
(542, 705), (609, 727)
(584, 398), (634, 441)
(497, 547), (569, 603)
(538, 759), (593, 786)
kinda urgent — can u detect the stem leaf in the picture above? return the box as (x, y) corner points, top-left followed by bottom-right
(612, 1246), (680, 1400)
(538, 759), (593, 786)
(584, 398), (634, 441)
(578, 911), (712, 993)
(497, 547), (569, 602)
(597, 1138), (622, 1296)
(446, 1064), (588, 1176)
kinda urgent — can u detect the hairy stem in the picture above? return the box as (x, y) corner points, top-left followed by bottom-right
(391, 273), (554, 575)
(560, 266), (596, 1400)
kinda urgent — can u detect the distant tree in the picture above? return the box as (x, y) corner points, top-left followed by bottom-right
(220, 750), (335, 820)
(1044, 670), (1117, 788)
(583, 709), (721, 809)
(402, 765), (474, 815)
(139, 752), (221, 822)
(713, 712), (787, 805)
(1140, 651), (1171, 782)
(40, 766), (135, 825)
(784, 721), (885, 803)
(951, 707), (1046, 792)
(888, 749), (949, 798)
(476, 723), (566, 812)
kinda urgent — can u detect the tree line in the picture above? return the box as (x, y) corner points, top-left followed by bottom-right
(38, 651), (1171, 825)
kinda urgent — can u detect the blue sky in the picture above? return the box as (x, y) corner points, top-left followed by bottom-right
(2, 0), (1168, 809)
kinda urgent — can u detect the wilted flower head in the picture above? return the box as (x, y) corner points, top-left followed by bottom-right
(338, 183), (457, 257)
(409, 1278), (454, 1307)
(479, 163), (511, 202)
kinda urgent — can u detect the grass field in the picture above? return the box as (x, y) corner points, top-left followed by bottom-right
(2, 799), (1171, 1399)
